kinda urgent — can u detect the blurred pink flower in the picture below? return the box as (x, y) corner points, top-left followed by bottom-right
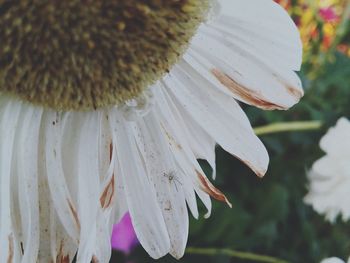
(319, 7), (339, 22)
(111, 213), (139, 254)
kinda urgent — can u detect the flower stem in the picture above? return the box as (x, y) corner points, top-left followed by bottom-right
(186, 247), (289, 263)
(253, 121), (322, 136)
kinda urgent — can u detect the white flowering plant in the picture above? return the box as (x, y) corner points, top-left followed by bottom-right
(0, 1), (349, 263)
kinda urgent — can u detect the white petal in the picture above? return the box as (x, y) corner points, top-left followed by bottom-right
(320, 118), (350, 157)
(188, 0), (303, 110)
(153, 86), (231, 215)
(50, 213), (78, 263)
(109, 111), (171, 259)
(132, 112), (189, 258)
(321, 257), (346, 263)
(16, 106), (43, 263)
(0, 100), (22, 262)
(44, 112), (80, 243)
(38, 144), (77, 263)
(164, 63), (269, 177)
(75, 112), (101, 263)
(217, 0), (302, 70)
(152, 85), (209, 214)
(304, 118), (350, 222)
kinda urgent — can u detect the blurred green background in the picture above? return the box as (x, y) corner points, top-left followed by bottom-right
(111, 1), (350, 262)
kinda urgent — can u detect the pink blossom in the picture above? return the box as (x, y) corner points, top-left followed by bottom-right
(111, 213), (139, 254)
(319, 7), (339, 22)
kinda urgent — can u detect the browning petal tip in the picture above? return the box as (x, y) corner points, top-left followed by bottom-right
(196, 170), (232, 208)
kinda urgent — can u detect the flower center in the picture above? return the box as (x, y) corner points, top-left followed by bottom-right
(0, 0), (209, 110)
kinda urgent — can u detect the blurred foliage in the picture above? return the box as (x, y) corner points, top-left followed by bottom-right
(110, 1), (350, 263)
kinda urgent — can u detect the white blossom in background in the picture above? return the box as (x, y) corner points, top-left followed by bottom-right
(305, 118), (350, 222)
(321, 257), (350, 263)
(0, 0), (303, 262)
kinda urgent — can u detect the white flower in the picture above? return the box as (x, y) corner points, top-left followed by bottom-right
(0, 0), (303, 262)
(321, 257), (350, 263)
(304, 118), (350, 222)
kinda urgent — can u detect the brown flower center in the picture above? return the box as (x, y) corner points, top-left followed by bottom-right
(0, 0), (209, 110)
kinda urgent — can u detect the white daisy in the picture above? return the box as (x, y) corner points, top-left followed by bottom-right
(305, 118), (350, 223)
(0, 0), (303, 262)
